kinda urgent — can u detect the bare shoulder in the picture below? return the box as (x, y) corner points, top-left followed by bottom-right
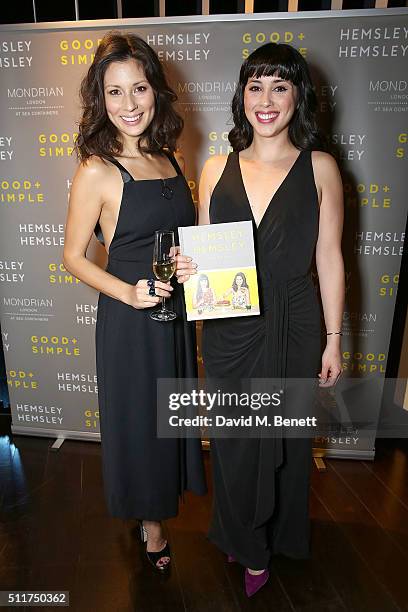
(198, 155), (229, 220)
(70, 156), (120, 212)
(72, 155), (111, 185)
(203, 154), (228, 171)
(311, 150), (340, 177)
(73, 155), (119, 196)
(201, 154), (229, 185)
(311, 150), (342, 193)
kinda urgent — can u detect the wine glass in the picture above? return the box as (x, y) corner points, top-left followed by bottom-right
(150, 230), (177, 321)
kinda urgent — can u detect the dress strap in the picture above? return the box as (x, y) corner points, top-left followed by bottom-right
(163, 150), (182, 175)
(92, 157), (132, 245)
(107, 157), (134, 183)
(94, 222), (105, 246)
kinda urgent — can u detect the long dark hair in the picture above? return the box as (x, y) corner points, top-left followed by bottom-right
(232, 272), (248, 291)
(229, 43), (327, 152)
(196, 274), (210, 302)
(76, 31), (183, 161)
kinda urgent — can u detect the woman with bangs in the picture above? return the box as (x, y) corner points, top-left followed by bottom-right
(63, 31), (206, 572)
(177, 43), (344, 596)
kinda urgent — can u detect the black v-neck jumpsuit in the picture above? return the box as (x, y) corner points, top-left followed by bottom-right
(202, 150), (321, 568)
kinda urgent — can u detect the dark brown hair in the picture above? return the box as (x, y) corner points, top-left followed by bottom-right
(76, 31), (183, 161)
(229, 43), (327, 152)
(232, 272), (248, 292)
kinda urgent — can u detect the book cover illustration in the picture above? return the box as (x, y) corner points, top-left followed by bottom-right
(178, 221), (260, 321)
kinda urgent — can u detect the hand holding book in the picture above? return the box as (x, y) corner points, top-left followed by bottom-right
(174, 249), (197, 284)
(177, 221), (260, 321)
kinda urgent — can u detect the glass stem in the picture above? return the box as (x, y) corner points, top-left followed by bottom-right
(161, 297), (166, 313)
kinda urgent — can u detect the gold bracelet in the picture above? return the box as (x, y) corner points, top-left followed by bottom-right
(326, 331), (343, 335)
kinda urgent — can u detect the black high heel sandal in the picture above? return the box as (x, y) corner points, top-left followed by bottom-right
(138, 521), (171, 572)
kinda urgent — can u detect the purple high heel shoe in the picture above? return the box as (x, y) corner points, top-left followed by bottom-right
(244, 568), (269, 597)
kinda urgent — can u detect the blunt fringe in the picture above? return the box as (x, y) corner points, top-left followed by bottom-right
(229, 43), (327, 152)
(76, 31), (183, 161)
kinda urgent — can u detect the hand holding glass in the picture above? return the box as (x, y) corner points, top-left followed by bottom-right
(151, 230), (177, 321)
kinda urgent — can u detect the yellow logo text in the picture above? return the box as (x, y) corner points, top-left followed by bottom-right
(7, 369), (38, 389)
(38, 133), (78, 157)
(31, 335), (80, 357)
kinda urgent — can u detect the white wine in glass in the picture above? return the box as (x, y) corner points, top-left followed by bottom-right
(150, 230), (177, 321)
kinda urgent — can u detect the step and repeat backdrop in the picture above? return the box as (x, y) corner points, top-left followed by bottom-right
(0, 9), (406, 457)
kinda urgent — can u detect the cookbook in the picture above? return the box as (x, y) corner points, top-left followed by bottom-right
(178, 221), (260, 321)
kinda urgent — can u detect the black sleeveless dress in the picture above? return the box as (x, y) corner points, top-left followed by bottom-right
(95, 154), (206, 520)
(202, 150), (321, 569)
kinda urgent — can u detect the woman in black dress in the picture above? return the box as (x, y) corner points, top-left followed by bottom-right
(177, 43), (344, 596)
(63, 32), (206, 571)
